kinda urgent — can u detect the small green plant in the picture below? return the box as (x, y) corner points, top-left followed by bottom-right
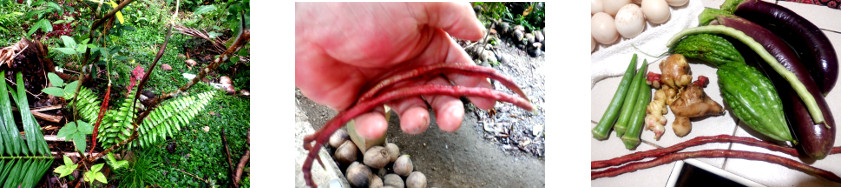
(23, 1), (62, 36)
(84, 163), (108, 186)
(54, 156), (79, 178)
(52, 35), (95, 56)
(56, 120), (93, 153)
(112, 151), (162, 187)
(41, 73), (80, 99)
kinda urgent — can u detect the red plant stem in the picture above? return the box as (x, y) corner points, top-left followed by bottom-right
(357, 64), (528, 103)
(592, 135), (797, 169)
(303, 85), (533, 187)
(591, 149), (841, 182)
(88, 83), (111, 157)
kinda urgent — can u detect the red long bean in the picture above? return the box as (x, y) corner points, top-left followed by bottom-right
(89, 83), (111, 156)
(592, 135), (797, 169)
(303, 84), (533, 187)
(357, 64), (528, 103)
(591, 149), (841, 183)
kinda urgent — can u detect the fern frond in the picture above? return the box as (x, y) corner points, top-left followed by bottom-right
(68, 86), (102, 124)
(0, 71), (52, 188)
(135, 91), (214, 148)
(96, 93), (137, 151)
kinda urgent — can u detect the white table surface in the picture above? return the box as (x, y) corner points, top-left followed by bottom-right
(591, 0), (841, 186)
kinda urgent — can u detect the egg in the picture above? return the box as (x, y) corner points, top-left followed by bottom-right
(592, 0), (604, 15)
(592, 37), (597, 52)
(642, 0), (670, 24)
(666, 0), (688, 6)
(591, 12), (619, 45)
(614, 4), (645, 38)
(603, 0), (631, 16)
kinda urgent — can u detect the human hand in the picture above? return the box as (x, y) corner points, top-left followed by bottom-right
(295, 2), (492, 139)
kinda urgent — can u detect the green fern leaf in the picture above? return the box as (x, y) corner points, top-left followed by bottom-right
(134, 91), (214, 148)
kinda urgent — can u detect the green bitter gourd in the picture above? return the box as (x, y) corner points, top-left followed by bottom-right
(672, 33), (793, 142)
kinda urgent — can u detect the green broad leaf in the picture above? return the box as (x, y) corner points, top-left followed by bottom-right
(72, 134), (86, 153)
(77, 121), (93, 134)
(83, 170), (93, 183)
(46, 2), (61, 13)
(90, 163), (103, 172)
(230, 56), (240, 64)
(56, 122), (77, 139)
(26, 19), (44, 36)
(60, 35), (76, 48)
(54, 47), (77, 55)
(63, 155), (72, 165)
(54, 156), (77, 178)
(42, 87), (65, 97)
(64, 80), (79, 98)
(193, 5), (217, 16)
(77, 44), (88, 55)
(94, 172), (107, 184)
(48, 73), (64, 87)
(208, 31), (222, 39)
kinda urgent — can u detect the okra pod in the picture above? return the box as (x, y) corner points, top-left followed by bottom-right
(615, 60), (648, 136)
(593, 54), (638, 140)
(623, 63), (651, 150)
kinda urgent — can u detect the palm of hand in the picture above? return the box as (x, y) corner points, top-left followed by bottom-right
(296, 2), (491, 138)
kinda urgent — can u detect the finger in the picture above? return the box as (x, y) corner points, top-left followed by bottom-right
(352, 106), (389, 140)
(387, 96), (431, 135)
(417, 2), (485, 41)
(423, 77), (464, 132)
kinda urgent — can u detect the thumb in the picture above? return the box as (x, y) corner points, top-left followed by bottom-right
(419, 2), (485, 41)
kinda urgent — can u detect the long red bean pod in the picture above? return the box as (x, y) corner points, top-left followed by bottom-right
(592, 135), (795, 169)
(591, 149), (841, 182)
(593, 135), (841, 169)
(357, 64), (528, 103)
(302, 84), (533, 187)
(88, 83), (111, 156)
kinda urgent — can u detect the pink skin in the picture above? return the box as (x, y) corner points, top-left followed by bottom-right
(296, 2), (489, 139)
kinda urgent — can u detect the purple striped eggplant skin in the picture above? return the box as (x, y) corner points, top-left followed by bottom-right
(779, 82), (836, 160)
(714, 16), (836, 159)
(710, 16), (818, 95)
(735, 0), (838, 95)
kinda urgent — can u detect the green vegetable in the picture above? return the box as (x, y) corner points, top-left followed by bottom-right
(697, 8), (734, 26)
(718, 63), (793, 142)
(622, 62), (650, 150)
(670, 33), (793, 142)
(593, 54), (638, 140)
(615, 60), (649, 137)
(668, 25), (823, 124)
(670, 34), (744, 67)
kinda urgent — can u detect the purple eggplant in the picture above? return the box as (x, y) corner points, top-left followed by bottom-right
(732, 0), (838, 95)
(712, 15), (835, 159)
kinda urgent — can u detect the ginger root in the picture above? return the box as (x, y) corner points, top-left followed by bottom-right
(669, 84), (724, 137)
(648, 54), (725, 138)
(660, 54), (692, 90)
(645, 89), (668, 140)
